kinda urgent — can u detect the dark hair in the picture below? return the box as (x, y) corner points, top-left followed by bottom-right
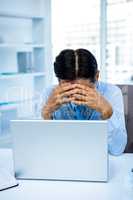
(54, 48), (98, 83)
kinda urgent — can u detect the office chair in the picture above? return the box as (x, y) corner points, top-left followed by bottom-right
(117, 85), (133, 153)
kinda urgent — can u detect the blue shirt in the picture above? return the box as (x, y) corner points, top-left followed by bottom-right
(40, 82), (127, 156)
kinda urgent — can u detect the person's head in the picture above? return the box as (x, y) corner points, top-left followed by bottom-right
(54, 48), (99, 85)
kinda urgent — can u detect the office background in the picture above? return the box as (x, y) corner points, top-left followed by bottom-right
(0, 0), (133, 150)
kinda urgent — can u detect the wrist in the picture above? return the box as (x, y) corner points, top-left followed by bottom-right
(97, 96), (113, 120)
(42, 106), (52, 119)
(100, 104), (113, 120)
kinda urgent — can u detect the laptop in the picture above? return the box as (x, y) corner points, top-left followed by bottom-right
(11, 120), (108, 182)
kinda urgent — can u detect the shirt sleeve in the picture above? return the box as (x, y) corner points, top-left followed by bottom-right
(105, 85), (127, 156)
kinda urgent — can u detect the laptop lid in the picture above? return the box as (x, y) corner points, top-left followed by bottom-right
(11, 120), (108, 182)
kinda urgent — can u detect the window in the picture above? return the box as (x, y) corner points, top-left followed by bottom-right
(52, 0), (133, 84)
(52, 0), (100, 83)
(106, 0), (133, 83)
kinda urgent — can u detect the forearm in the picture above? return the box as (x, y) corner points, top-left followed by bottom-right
(97, 96), (113, 120)
(108, 110), (127, 155)
(41, 83), (75, 120)
(108, 128), (127, 156)
(100, 104), (113, 120)
(41, 105), (53, 119)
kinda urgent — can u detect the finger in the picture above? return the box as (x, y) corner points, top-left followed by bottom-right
(72, 94), (96, 102)
(60, 88), (86, 98)
(71, 100), (87, 105)
(72, 94), (87, 101)
(56, 95), (74, 105)
(72, 96), (96, 105)
(62, 96), (75, 103)
(60, 89), (75, 98)
(74, 87), (100, 101)
(73, 88), (88, 96)
(58, 84), (75, 94)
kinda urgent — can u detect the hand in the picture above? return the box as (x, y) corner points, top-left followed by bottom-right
(42, 83), (75, 119)
(70, 83), (113, 119)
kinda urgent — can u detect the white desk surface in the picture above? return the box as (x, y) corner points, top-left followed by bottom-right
(0, 148), (133, 200)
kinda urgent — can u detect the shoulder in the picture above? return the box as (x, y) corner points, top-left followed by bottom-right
(97, 81), (122, 95)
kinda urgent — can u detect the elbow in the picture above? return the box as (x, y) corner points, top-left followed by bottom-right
(108, 130), (127, 156)
(109, 148), (125, 156)
(41, 106), (52, 120)
(102, 106), (113, 120)
(107, 106), (113, 119)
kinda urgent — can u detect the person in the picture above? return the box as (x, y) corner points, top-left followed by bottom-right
(41, 48), (127, 156)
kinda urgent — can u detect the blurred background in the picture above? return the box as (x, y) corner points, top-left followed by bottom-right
(0, 0), (133, 149)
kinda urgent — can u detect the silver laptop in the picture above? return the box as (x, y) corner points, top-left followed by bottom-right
(11, 120), (108, 182)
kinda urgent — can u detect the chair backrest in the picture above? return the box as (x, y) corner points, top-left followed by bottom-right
(117, 85), (133, 153)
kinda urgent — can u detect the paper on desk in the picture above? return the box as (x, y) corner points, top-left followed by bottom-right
(0, 167), (18, 191)
(0, 149), (18, 191)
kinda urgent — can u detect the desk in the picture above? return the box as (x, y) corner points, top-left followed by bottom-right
(0, 149), (133, 200)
